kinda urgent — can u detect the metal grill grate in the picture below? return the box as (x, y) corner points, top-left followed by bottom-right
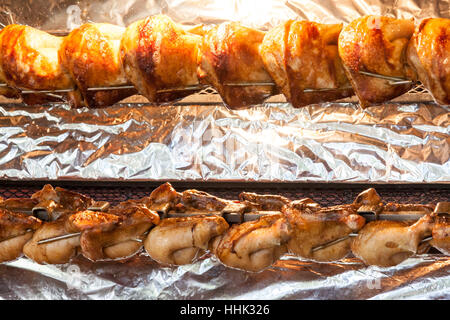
(0, 182), (447, 207)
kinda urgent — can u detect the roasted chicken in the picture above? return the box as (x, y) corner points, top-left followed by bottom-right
(0, 209), (41, 263)
(430, 214), (450, 255)
(260, 20), (353, 108)
(198, 22), (276, 108)
(144, 215), (229, 265)
(338, 15), (415, 107)
(60, 23), (136, 108)
(23, 214), (81, 264)
(0, 24), (74, 105)
(282, 200), (366, 261)
(351, 214), (434, 267)
(238, 192), (290, 211)
(76, 204), (160, 262)
(212, 214), (291, 272)
(120, 14), (202, 103)
(407, 18), (450, 105)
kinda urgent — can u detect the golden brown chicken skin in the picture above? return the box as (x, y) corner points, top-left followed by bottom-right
(198, 22), (276, 108)
(260, 20), (353, 108)
(0, 209), (42, 263)
(338, 15), (415, 107)
(76, 204), (160, 262)
(144, 215), (229, 265)
(60, 23), (136, 108)
(282, 201), (365, 261)
(212, 214), (291, 272)
(407, 18), (450, 105)
(351, 214), (434, 267)
(0, 24), (74, 105)
(430, 214), (450, 255)
(120, 14), (201, 103)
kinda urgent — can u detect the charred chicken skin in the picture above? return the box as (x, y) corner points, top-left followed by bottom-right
(338, 15), (415, 107)
(144, 215), (229, 265)
(198, 22), (276, 108)
(260, 20), (353, 107)
(0, 209), (41, 263)
(60, 23), (136, 108)
(212, 214), (291, 272)
(407, 18), (450, 105)
(120, 14), (201, 103)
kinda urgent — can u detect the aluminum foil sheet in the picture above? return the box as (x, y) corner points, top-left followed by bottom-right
(1, 253), (450, 299)
(0, 102), (448, 182)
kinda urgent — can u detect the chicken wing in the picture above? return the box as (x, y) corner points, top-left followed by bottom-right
(60, 23), (136, 108)
(198, 22), (276, 108)
(0, 24), (74, 104)
(407, 18), (450, 105)
(144, 215), (229, 265)
(351, 214), (434, 267)
(338, 15), (415, 107)
(260, 20), (353, 108)
(282, 201), (365, 261)
(120, 14), (201, 103)
(212, 214), (291, 272)
(0, 209), (41, 263)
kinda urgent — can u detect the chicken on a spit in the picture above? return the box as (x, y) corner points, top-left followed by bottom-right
(260, 20), (353, 108)
(0, 209), (41, 263)
(144, 215), (229, 265)
(59, 23), (136, 108)
(120, 14), (202, 103)
(407, 18), (450, 105)
(338, 15), (415, 107)
(198, 22), (277, 108)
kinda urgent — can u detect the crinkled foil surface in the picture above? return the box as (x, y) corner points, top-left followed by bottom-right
(0, 0), (449, 300)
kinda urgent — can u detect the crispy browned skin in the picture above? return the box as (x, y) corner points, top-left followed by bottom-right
(238, 192), (290, 211)
(60, 23), (136, 108)
(407, 18), (450, 105)
(77, 205), (160, 262)
(31, 184), (95, 220)
(430, 215), (450, 254)
(213, 214), (291, 272)
(144, 215), (229, 265)
(351, 214), (434, 267)
(338, 16), (415, 107)
(0, 209), (42, 262)
(260, 20), (353, 108)
(283, 202), (365, 261)
(198, 22), (276, 108)
(120, 14), (201, 103)
(0, 24), (74, 105)
(23, 214), (80, 264)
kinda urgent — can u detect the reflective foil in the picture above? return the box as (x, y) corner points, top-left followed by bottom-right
(0, 102), (448, 182)
(0, 0), (449, 301)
